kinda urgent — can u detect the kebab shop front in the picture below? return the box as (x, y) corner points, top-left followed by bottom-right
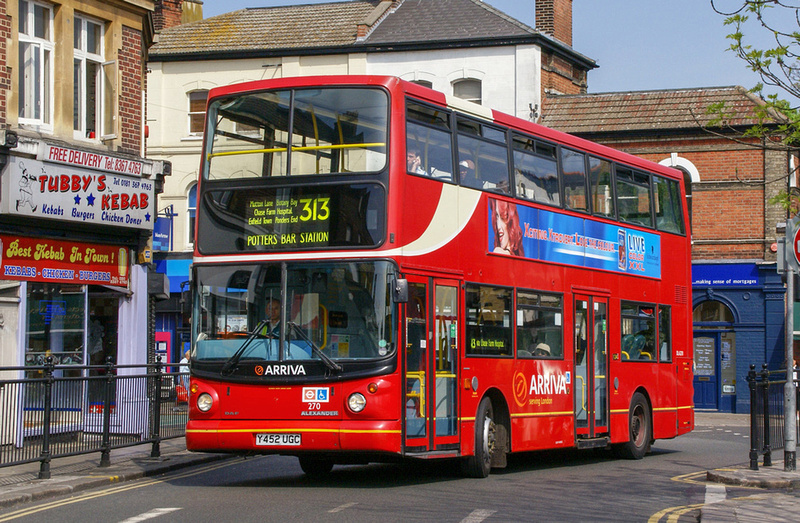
(0, 142), (164, 440)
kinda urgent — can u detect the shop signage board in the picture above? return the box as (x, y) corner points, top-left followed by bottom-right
(0, 234), (129, 287)
(1, 154), (154, 230)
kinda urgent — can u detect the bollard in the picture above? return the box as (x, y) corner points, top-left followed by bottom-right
(761, 364), (772, 467)
(99, 356), (115, 467)
(151, 356), (163, 458)
(748, 364), (759, 470)
(38, 357), (55, 480)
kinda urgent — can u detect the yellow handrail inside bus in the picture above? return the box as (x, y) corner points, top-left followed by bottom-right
(406, 370), (426, 417)
(206, 142), (385, 162)
(575, 374), (586, 414)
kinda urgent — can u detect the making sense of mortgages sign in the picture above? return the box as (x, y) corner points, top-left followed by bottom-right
(488, 198), (661, 278)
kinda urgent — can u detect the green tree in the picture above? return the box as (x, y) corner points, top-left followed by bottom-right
(710, 0), (800, 209)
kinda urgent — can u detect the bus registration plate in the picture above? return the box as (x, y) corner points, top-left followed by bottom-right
(256, 433), (301, 446)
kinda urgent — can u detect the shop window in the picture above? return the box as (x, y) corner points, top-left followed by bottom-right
(18, 0), (54, 129)
(693, 300), (734, 323)
(465, 284), (512, 357)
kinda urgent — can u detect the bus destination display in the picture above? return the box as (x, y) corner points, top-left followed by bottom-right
(198, 184), (384, 254)
(246, 195), (331, 249)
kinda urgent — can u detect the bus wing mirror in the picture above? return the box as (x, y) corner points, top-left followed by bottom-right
(393, 278), (409, 303)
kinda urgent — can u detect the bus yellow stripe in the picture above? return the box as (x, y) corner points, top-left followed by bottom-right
(510, 411), (574, 418)
(187, 428), (401, 435)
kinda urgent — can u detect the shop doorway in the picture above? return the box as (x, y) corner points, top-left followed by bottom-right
(692, 300), (736, 411)
(87, 291), (120, 410)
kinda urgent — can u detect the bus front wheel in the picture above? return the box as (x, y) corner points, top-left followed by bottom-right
(614, 392), (651, 460)
(461, 397), (495, 478)
(298, 456), (334, 476)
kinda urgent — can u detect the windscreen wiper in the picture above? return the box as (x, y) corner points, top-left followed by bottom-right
(220, 319), (269, 376)
(286, 322), (342, 373)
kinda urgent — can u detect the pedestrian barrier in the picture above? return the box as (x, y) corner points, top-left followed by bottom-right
(0, 356), (188, 479)
(747, 363), (798, 470)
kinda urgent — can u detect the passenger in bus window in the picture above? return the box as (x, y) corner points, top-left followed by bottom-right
(489, 199), (524, 257)
(533, 342), (551, 357)
(407, 144), (427, 175)
(459, 159), (476, 183)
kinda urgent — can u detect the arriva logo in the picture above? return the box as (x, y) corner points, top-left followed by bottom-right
(512, 370), (571, 407)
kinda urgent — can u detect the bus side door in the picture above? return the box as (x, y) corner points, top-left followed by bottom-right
(574, 294), (610, 442)
(403, 276), (460, 453)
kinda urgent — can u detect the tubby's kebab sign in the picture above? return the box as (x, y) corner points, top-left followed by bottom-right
(1, 144), (154, 230)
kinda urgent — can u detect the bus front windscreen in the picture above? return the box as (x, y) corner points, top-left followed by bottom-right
(193, 261), (398, 370)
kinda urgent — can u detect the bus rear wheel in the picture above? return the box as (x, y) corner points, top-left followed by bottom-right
(614, 392), (651, 460)
(298, 456), (334, 476)
(461, 397), (495, 478)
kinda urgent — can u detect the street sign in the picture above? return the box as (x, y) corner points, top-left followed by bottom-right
(786, 216), (800, 272)
(795, 227), (800, 267)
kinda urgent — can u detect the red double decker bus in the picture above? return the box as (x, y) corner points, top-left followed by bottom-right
(186, 75), (693, 477)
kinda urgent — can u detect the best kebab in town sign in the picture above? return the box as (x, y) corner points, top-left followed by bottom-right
(1, 144), (154, 230)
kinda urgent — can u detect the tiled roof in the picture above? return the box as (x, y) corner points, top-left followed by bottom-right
(150, 1), (382, 56)
(540, 86), (770, 134)
(149, 0), (545, 58)
(364, 0), (536, 44)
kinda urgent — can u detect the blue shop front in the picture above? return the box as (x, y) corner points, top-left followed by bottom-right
(691, 262), (786, 413)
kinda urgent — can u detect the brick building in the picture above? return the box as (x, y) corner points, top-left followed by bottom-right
(542, 86), (796, 412)
(0, 0), (170, 397)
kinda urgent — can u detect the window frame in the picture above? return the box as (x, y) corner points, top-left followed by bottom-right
(515, 289), (564, 360)
(452, 78), (482, 105)
(188, 90), (209, 137)
(464, 283), (514, 358)
(73, 13), (108, 141)
(18, 0), (54, 130)
(187, 184), (197, 249)
(620, 301), (658, 362)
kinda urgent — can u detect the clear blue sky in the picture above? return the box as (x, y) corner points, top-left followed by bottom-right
(200, 0), (772, 94)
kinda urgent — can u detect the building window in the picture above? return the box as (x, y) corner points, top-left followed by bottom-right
(453, 79), (481, 105)
(187, 184), (197, 247)
(411, 80), (433, 89)
(74, 14), (112, 139)
(188, 90), (208, 135)
(18, 0), (54, 128)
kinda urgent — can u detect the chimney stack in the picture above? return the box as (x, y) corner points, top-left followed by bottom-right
(153, 0), (184, 32)
(535, 0), (573, 47)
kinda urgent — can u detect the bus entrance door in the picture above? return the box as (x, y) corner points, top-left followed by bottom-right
(573, 295), (609, 446)
(403, 277), (460, 454)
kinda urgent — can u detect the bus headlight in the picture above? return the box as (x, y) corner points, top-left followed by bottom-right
(347, 392), (366, 413)
(197, 392), (213, 412)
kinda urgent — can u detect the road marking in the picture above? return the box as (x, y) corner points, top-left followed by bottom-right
(704, 484), (726, 505)
(0, 459), (243, 522)
(328, 502), (358, 513)
(461, 509), (496, 523)
(119, 508), (181, 522)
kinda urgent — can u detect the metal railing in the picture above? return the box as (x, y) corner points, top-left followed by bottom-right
(0, 356), (187, 479)
(747, 363), (798, 470)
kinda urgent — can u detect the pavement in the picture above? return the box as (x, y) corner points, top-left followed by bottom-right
(0, 413), (796, 521)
